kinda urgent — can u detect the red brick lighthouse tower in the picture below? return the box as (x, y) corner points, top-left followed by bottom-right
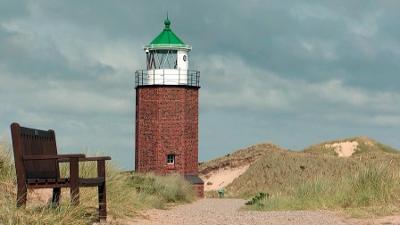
(135, 18), (204, 197)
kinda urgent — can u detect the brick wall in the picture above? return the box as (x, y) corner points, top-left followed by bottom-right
(135, 86), (199, 175)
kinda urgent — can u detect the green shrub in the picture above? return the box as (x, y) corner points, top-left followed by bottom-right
(245, 192), (269, 205)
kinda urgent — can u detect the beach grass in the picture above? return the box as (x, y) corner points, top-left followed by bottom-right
(0, 140), (195, 225)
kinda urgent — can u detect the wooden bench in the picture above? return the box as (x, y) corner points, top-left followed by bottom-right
(10, 123), (111, 221)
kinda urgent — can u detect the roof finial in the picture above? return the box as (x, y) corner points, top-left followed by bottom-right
(164, 12), (171, 30)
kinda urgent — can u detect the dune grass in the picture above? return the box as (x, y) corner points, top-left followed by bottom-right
(246, 164), (400, 216)
(304, 136), (399, 156)
(212, 139), (400, 216)
(0, 140), (195, 224)
(226, 150), (362, 197)
(199, 143), (284, 175)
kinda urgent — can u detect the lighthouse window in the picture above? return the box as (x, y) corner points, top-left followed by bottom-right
(147, 50), (177, 70)
(166, 154), (175, 164)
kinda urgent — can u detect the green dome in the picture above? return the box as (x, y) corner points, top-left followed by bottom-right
(145, 18), (191, 50)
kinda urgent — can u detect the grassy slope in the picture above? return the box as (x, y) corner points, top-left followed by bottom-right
(0, 141), (195, 225)
(199, 143), (286, 197)
(199, 143), (285, 174)
(224, 137), (400, 216)
(250, 166), (400, 217)
(226, 150), (362, 197)
(304, 136), (399, 156)
(226, 137), (400, 197)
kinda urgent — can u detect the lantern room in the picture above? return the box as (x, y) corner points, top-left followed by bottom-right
(135, 17), (199, 86)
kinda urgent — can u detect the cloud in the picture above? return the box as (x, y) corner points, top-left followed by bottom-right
(199, 54), (400, 115)
(1, 0), (400, 168)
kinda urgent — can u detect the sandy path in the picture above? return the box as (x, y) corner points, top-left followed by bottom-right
(125, 199), (366, 225)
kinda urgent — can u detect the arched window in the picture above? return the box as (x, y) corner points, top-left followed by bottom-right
(166, 154), (175, 165)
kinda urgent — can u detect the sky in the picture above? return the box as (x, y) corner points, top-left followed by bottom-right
(1, 0), (400, 169)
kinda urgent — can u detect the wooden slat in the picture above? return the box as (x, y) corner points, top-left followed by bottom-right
(27, 177), (70, 188)
(27, 178), (69, 184)
(19, 126), (59, 179)
(24, 154), (85, 160)
(80, 177), (105, 187)
(27, 183), (70, 188)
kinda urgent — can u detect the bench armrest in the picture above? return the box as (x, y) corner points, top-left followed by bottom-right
(24, 154), (85, 160)
(58, 156), (111, 162)
(79, 156), (111, 162)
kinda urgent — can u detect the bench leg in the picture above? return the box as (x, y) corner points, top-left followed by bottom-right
(16, 185), (27, 207)
(97, 160), (107, 222)
(70, 158), (80, 205)
(98, 183), (107, 222)
(51, 187), (61, 207)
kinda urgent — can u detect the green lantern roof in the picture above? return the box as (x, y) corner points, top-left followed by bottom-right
(145, 18), (191, 50)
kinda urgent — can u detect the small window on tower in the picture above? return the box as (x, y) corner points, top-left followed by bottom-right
(166, 154), (175, 165)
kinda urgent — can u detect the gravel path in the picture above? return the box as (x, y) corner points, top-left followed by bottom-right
(126, 199), (360, 225)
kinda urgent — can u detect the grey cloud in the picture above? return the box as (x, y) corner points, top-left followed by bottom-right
(200, 54), (400, 113)
(1, 0), (400, 168)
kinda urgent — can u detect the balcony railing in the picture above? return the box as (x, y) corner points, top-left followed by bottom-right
(135, 69), (200, 88)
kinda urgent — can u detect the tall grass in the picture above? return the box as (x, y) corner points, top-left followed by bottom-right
(0, 140), (14, 183)
(226, 150), (361, 197)
(0, 141), (195, 224)
(249, 165), (400, 216)
(128, 173), (195, 208)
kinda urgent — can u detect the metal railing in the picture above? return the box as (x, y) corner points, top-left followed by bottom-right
(135, 69), (200, 88)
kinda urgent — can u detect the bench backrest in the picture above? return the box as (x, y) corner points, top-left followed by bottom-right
(11, 123), (60, 181)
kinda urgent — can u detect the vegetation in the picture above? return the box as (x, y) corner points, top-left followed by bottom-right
(200, 137), (400, 216)
(0, 140), (195, 225)
(226, 150), (361, 197)
(304, 136), (399, 156)
(221, 137), (400, 195)
(199, 143), (284, 176)
(247, 165), (400, 216)
(245, 192), (268, 206)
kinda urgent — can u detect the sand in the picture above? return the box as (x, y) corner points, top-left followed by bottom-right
(201, 165), (249, 191)
(325, 141), (359, 157)
(127, 199), (349, 225)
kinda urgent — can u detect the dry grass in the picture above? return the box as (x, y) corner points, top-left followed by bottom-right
(218, 137), (400, 197)
(221, 137), (400, 216)
(304, 136), (399, 156)
(226, 149), (362, 197)
(199, 143), (286, 197)
(0, 140), (195, 225)
(199, 143), (285, 176)
(248, 165), (400, 217)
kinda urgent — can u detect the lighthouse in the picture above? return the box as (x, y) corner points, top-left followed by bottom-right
(135, 17), (204, 197)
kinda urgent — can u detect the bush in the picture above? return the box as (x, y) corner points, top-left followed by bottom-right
(128, 173), (195, 207)
(245, 192), (269, 205)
